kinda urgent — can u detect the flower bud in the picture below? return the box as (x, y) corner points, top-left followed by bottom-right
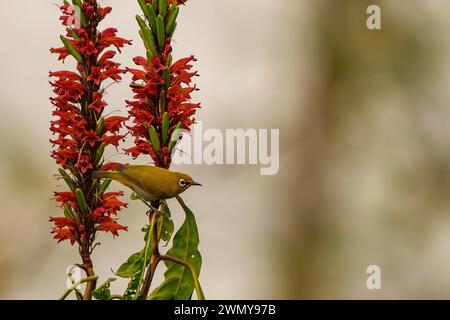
(158, 0), (168, 16)
(161, 112), (170, 144)
(166, 5), (179, 36)
(146, 3), (158, 34)
(148, 125), (161, 154)
(156, 15), (166, 49)
(168, 122), (182, 152)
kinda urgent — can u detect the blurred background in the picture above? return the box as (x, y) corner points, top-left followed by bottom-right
(1, 0), (450, 299)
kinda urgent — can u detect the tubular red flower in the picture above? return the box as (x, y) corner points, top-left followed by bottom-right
(126, 21), (201, 168)
(50, 1), (130, 248)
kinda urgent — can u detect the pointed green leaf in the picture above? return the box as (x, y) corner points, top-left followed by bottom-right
(63, 204), (76, 220)
(116, 252), (144, 279)
(75, 188), (87, 213)
(92, 278), (116, 300)
(96, 116), (105, 136)
(148, 197), (202, 300)
(123, 270), (142, 300)
(69, 29), (80, 40)
(98, 179), (111, 195)
(169, 22), (177, 38)
(158, 202), (174, 243)
(94, 142), (106, 166)
(58, 168), (76, 193)
(138, 0), (150, 17)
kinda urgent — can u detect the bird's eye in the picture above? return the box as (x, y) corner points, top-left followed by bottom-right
(179, 179), (187, 187)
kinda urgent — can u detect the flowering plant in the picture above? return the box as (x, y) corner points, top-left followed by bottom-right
(50, 0), (204, 301)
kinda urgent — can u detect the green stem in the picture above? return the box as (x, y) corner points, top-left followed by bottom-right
(134, 213), (157, 299)
(159, 255), (205, 300)
(59, 276), (99, 300)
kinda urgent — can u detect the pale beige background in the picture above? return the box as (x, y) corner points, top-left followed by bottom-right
(1, 0), (450, 299)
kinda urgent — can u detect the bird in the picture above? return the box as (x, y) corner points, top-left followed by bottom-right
(94, 165), (201, 211)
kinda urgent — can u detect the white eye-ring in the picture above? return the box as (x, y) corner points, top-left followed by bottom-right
(179, 179), (187, 187)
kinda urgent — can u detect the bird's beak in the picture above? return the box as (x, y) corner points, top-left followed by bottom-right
(191, 181), (202, 186)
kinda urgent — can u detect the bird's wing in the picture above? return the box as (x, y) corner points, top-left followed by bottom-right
(120, 166), (171, 199)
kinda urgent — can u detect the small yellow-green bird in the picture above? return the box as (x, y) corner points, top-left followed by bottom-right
(94, 165), (201, 204)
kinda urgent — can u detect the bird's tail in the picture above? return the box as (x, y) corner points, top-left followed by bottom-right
(93, 171), (117, 179)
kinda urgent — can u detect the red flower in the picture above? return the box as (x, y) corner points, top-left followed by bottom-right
(97, 222), (128, 236)
(50, 0), (129, 247)
(104, 116), (128, 133)
(83, 130), (101, 147)
(126, 50), (200, 168)
(74, 154), (93, 174)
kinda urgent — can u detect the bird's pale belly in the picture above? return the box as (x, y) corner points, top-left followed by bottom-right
(131, 184), (159, 202)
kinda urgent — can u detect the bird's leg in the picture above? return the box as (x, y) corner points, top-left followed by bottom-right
(141, 200), (154, 216)
(141, 200), (165, 216)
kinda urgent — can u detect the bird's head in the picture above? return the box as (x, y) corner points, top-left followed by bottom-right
(173, 172), (202, 195)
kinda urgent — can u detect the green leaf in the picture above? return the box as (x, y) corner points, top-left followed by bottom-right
(138, 0), (150, 17)
(156, 15), (166, 49)
(123, 270), (142, 300)
(92, 278), (116, 300)
(169, 22), (177, 38)
(158, 202), (174, 243)
(63, 204), (76, 220)
(98, 179), (111, 195)
(122, 227), (153, 300)
(96, 117), (105, 136)
(58, 168), (76, 193)
(75, 188), (87, 213)
(116, 252), (144, 279)
(94, 142), (106, 167)
(60, 35), (83, 64)
(149, 197), (202, 300)
(69, 28), (80, 40)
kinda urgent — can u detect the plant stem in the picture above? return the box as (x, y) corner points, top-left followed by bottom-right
(81, 254), (97, 300)
(140, 208), (162, 299)
(159, 255), (205, 300)
(59, 276), (99, 300)
(135, 212), (157, 299)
